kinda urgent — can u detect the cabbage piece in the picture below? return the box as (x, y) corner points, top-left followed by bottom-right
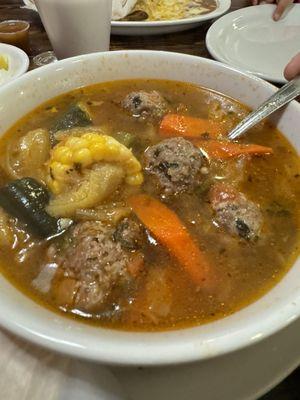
(4, 128), (50, 183)
(46, 164), (125, 218)
(0, 208), (14, 247)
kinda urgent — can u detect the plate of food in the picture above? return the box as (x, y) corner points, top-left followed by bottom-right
(111, 0), (232, 35)
(206, 4), (300, 83)
(23, 0), (232, 35)
(0, 43), (29, 86)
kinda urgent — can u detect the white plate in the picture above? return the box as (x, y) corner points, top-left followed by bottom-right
(23, 0), (231, 36)
(113, 317), (300, 400)
(0, 43), (29, 87)
(1, 317), (299, 400)
(206, 4), (300, 83)
(111, 0), (231, 36)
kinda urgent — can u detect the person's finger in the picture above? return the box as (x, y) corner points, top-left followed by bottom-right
(284, 53), (300, 80)
(259, 0), (275, 3)
(253, 0), (275, 4)
(273, 0), (293, 21)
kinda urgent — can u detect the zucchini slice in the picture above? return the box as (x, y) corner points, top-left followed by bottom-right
(113, 131), (136, 148)
(50, 102), (92, 145)
(0, 178), (72, 239)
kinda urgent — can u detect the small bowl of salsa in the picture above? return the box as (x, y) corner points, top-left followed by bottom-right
(0, 20), (30, 53)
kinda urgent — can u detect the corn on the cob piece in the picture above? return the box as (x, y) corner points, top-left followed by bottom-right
(47, 132), (143, 194)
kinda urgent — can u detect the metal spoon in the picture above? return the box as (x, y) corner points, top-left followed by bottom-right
(228, 76), (300, 140)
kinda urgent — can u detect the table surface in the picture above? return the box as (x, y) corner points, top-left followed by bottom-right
(0, 1), (299, 399)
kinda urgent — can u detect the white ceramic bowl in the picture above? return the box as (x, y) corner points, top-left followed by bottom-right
(0, 51), (299, 367)
(0, 43), (29, 86)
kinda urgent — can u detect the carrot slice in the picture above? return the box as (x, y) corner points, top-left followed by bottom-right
(159, 114), (226, 138)
(194, 139), (273, 159)
(129, 194), (213, 288)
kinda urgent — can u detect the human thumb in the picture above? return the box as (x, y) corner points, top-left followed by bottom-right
(284, 53), (300, 80)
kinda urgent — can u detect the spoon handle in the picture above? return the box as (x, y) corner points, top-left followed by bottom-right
(228, 76), (300, 140)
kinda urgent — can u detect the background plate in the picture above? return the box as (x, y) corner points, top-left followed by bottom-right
(23, 0), (231, 36)
(0, 317), (299, 400)
(111, 0), (231, 36)
(0, 43), (29, 86)
(206, 4), (300, 83)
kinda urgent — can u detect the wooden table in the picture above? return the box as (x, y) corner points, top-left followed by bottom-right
(0, 1), (299, 399)
(1, 0), (215, 65)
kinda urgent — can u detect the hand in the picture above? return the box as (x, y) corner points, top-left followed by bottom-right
(252, 0), (294, 21)
(284, 53), (300, 80)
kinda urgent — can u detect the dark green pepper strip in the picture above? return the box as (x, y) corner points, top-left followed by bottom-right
(113, 131), (136, 148)
(0, 178), (71, 239)
(50, 102), (92, 146)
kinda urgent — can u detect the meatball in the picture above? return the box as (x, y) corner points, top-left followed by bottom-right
(210, 183), (262, 241)
(144, 137), (203, 195)
(113, 217), (144, 250)
(121, 90), (168, 120)
(53, 221), (130, 310)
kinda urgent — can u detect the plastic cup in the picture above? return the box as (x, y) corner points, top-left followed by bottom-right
(34, 0), (112, 60)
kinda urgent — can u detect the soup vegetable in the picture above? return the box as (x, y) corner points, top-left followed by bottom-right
(0, 80), (299, 331)
(124, 0), (217, 21)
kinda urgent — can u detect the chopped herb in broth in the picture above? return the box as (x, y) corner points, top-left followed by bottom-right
(125, 0), (217, 21)
(0, 79), (299, 332)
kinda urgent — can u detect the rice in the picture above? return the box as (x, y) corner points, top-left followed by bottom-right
(133, 0), (216, 21)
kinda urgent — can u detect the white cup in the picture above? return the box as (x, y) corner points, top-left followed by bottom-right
(34, 0), (112, 60)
